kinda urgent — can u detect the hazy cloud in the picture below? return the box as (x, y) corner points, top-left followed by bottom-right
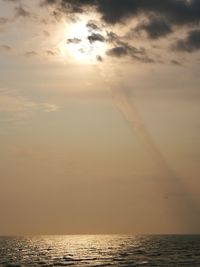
(15, 6), (31, 17)
(171, 59), (182, 65)
(45, 49), (59, 56)
(0, 45), (12, 51)
(42, 103), (59, 112)
(0, 89), (59, 122)
(3, 0), (21, 2)
(43, 30), (50, 37)
(25, 51), (38, 57)
(0, 17), (10, 24)
(0, 89), (37, 122)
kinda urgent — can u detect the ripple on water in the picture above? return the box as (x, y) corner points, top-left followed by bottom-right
(0, 235), (200, 267)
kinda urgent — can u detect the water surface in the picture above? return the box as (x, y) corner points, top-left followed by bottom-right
(0, 235), (200, 266)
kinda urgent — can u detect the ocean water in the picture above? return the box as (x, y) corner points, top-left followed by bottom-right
(0, 235), (200, 266)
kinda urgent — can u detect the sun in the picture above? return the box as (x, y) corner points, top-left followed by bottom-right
(59, 17), (107, 63)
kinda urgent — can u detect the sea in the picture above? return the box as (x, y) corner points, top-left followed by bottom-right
(0, 235), (200, 266)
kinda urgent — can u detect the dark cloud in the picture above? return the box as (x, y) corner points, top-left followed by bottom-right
(44, 0), (95, 14)
(107, 46), (129, 57)
(86, 20), (101, 32)
(67, 38), (81, 44)
(136, 16), (172, 39)
(44, 0), (55, 4)
(96, 55), (103, 62)
(98, 0), (200, 25)
(106, 33), (138, 57)
(44, 0), (200, 26)
(106, 31), (122, 45)
(105, 32), (153, 62)
(87, 33), (105, 43)
(174, 29), (200, 52)
(51, 9), (63, 21)
(106, 42), (153, 63)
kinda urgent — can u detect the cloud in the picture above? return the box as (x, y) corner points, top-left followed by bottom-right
(25, 51), (38, 57)
(171, 59), (182, 65)
(0, 45), (12, 51)
(0, 89), (37, 122)
(66, 21), (154, 62)
(87, 33), (105, 43)
(106, 31), (122, 44)
(135, 16), (172, 39)
(42, 0), (200, 64)
(105, 31), (153, 62)
(107, 46), (129, 57)
(43, 0), (200, 26)
(15, 6), (31, 17)
(42, 103), (59, 112)
(106, 43), (153, 63)
(45, 50), (58, 56)
(67, 38), (81, 44)
(0, 17), (10, 24)
(98, 0), (200, 25)
(173, 29), (200, 52)
(86, 20), (102, 32)
(3, 0), (21, 2)
(0, 89), (59, 123)
(96, 55), (103, 62)
(0, 2), (32, 27)
(43, 30), (50, 37)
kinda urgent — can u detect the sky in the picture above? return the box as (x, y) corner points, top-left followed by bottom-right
(0, 0), (200, 235)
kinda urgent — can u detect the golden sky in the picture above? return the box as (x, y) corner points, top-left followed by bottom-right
(0, 0), (200, 235)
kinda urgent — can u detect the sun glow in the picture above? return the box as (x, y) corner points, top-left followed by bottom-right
(59, 17), (107, 63)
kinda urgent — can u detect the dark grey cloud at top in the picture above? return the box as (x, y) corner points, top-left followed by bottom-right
(44, 0), (200, 25)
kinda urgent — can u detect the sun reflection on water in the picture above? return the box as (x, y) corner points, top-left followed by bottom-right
(1, 235), (199, 266)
